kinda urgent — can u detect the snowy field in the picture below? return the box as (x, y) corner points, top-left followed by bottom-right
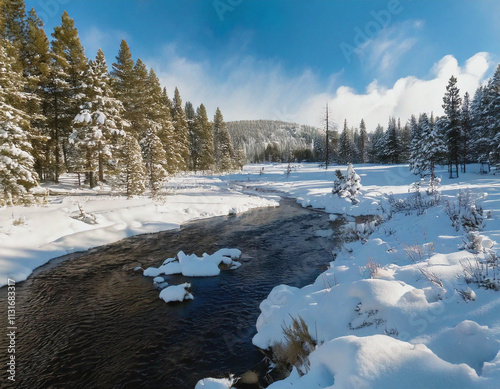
(2, 163), (500, 388)
(0, 173), (278, 286)
(210, 163), (500, 389)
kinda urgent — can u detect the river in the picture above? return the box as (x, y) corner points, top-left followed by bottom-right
(0, 198), (335, 388)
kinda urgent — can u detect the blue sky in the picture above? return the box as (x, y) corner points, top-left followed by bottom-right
(32, 0), (500, 129)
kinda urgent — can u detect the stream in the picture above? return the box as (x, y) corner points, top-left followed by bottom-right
(0, 198), (335, 388)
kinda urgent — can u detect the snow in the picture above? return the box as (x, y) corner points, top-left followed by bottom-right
(159, 283), (193, 303)
(0, 173), (277, 286)
(223, 163), (500, 388)
(195, 377), (234, 389)
(143, 249), (242, 279)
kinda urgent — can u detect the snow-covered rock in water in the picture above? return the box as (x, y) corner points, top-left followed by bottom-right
(159, 283), (193, 303)
(143, 249), (243, 278)
(153, 276), (165, 284)
(195, 377), (234, 389)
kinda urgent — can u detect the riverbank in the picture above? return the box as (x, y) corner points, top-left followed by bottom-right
(222, 163), (500, 388)
(0, 174), (279, 286)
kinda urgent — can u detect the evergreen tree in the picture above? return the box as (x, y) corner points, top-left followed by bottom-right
(116, 134), (146, 197)
(420, 113), (446, 177)
(46, 11), (88, 182)
(192, 103), (214, 171)
(171, 87), (190, 170)
(470, 86), (489, 162)
(383, 116), (399, 163)
(185, 101), (196, 169)
(409, 115), (423, 174)
(156, 88), (176, 174)
(69, 49), (128, 186)
(213, 107), (233, 171)
(0, 0), (26, 65)
(399, 121), (411, 163)
(460, 91), (472, 172)
(442, 75), (462, 178)
(23, 8), (51, 179)
(0, 41), (39, 205)
(141, 128), (168, 195)
(369, 124), (385, 163)
(485, 65), (500, 165)
(357, 119), (368, 163)
(111, 39), (134, 114)
(338, 119), (355, 164)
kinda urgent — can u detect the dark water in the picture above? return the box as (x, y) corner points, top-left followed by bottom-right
(0, 199), (334, 389)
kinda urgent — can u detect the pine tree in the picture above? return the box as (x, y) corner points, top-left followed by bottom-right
(409, 115), (423, 174)
(69, 49), (128, 186)
(141, 128), (168, 195)
(192, 103), (214, 171)
(357, 119), (368, 163)
(485, 65), (500, 165)
(399, 121), (411, 163)
(116, 134), (146, 197)
(185, 101), (196, 169)
(369, 124), (385, 163)
(46, 11), (88, 182)
(470, 86), (489, 162)
(0, 41), (39, 205)
(171, 87), (190, 170)
(156, 88), (176, 174)
(213, 107), (233, 171)
(442, 75), (462, 178)
(23, 8), (51, 179)
(0, 0), (26, 66)
(383, 116), (399, 164)
(460, 92), (472, 172)
(420, 113), (446, 177)
(128, 58), (149, 138)
(111, 39), (134, 114)
(339, 119), (355, 164)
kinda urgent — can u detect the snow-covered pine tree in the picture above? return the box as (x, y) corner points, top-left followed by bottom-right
(0, 40), (39, 205)
(141, 128), (168, 196)
(338, 119), (355, 164)
(213, 107), (234, 171)
(171, 88), (190, 171)
(332, 164), (361, 204)
(69, 49), (128, 186)
(192, 103), (214, 171)
(358, 119), (368, 163)
(368, 124), (384, 163)
(46, 11), (88, 182)
(23, 8), (50, 180)
(184, 101), (196, 170)
(383, 116), (399, 164)
(420, 113), (446, 178)
(409, 115), (423, 175)
(116, 134), (146, 197)
(156, 88), (177, 174)
(485, 65), (500, 165)
(442, 75), (462, 178)
(460, 92), (472, 172)
(470, 86), (489, 163)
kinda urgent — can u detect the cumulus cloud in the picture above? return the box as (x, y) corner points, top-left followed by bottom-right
(147, 46), (492, 131)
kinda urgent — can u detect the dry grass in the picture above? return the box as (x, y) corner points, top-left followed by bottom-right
(271, 315), (316, 377)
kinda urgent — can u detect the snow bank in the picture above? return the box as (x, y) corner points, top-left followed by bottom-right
(231, 163), (500, 388)
(159, 283), (193, 303)
(0, 173), (277, 286)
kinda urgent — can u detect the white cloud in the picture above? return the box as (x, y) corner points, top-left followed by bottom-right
(80, 26), (130, 61)
(147, 47), (492, 131)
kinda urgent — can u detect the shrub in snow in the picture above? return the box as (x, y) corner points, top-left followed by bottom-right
(387, 179), (438, 217)
(445, 190), (485, 232)
(271, 315), (316, 377)
(461, 253), (500, 291)
(332, 164), (361, 204)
